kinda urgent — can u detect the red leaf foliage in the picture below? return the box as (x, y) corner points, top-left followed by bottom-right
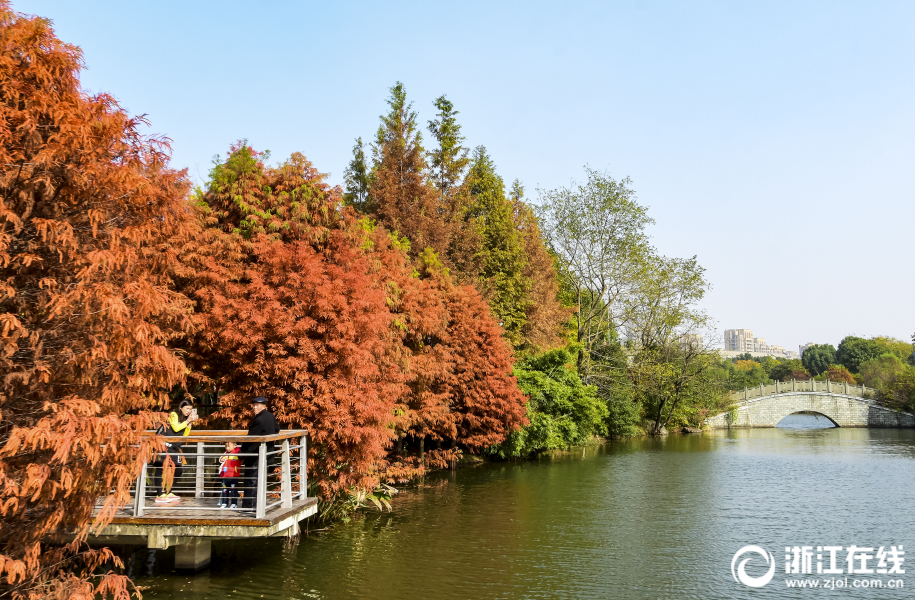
(179, 146), (526, 496)
(0, 3), (193, 597)
(0, 5), (528, 595)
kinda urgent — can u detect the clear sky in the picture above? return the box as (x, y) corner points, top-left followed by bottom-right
(17, 0), (915, 352)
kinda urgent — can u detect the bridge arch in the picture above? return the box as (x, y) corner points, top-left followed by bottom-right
(706, 391), (914, 429)
(775, 411), (838, 428)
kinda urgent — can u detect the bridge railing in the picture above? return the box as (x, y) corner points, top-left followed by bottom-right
(124, 429), (308, 520)
(729, 380), (875, 403)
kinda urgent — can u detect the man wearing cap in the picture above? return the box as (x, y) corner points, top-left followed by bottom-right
(240, 396), (280, 509)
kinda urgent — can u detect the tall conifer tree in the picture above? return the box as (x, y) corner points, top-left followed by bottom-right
(427, 94), (480, 279)
(343, 137), (371, 211)
(467, 147), (531, 348)
(427, 95), (470, 204)
(369, 83), (450, 257)
(510, 180), (573, 352)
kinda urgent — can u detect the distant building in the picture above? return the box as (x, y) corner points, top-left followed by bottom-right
(724, 329), (755, 353)
(799, 343), (816, 356)
(723, 329), (797, 359)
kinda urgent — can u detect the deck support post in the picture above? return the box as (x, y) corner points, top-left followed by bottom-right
(256, 442), (267, 519)
(134, 461), (147, 517)
(281, 439), (292, 508)
(174, 539), (211, 571)
(299, 435), (307, 500)
(195, 442), (205, 498)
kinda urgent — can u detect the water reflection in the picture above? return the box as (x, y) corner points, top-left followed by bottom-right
(776, 413), (836, 429)
(132, 427), (915, 600)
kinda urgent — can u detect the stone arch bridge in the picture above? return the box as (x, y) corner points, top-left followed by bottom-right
(705, 379), (915, 428)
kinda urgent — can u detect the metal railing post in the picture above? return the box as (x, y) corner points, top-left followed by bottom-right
(299, 435), (307, 499)
(134, 461), (148, 517)
(281, 439), (292, 508)
(195, 441), (205, 498)
(256, 442), (267, 518)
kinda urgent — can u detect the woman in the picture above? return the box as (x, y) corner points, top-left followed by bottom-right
(154, 399), (198, 503)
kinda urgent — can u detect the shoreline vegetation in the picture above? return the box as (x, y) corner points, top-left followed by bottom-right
(1, 3), (913, 598)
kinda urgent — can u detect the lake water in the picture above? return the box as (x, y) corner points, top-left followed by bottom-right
(131, 415), (915, 599)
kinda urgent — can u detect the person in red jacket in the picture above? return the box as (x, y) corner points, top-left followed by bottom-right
(217, 440), (241, 508)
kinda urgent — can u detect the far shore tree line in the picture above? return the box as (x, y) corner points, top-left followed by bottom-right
(718, 335), (915, 413)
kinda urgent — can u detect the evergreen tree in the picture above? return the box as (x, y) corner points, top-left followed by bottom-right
(343, 137), (371, 211)
(510, 180), (573, 352)
(427, 95), (470, 205)
(426, 94), (481, 279)
(369, 83), (451, 258)
(467, 146), (530, 348)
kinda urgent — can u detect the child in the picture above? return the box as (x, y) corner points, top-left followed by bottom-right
(218, 441), (241, 508)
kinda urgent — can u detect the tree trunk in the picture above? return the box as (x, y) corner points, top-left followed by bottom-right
(419, 437), (425, 463)
(576, 289), (584, 374)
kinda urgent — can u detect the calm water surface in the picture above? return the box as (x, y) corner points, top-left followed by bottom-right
(131, 416), (915, 599)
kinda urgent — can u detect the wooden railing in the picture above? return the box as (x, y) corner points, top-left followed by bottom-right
(133, 430), (307, 519)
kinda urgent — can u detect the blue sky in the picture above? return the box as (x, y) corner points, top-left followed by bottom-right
(17, 0), (915, 352)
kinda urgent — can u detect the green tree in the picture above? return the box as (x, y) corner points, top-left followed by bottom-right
(801, 344), (836, 376)
(624, 255), (718, 433)
(723, 359), (771, 390)
(467, 146), (530, 348)
(427, 95), (470, 205)
(769, 359), (809, 381)
(343, 137), (371, 211)
(836, 336), (883, 374)
(860, 354), (906, 391)
(536, 168), (655, 374)
(872, 336), (913, 361)
(494, 346), (607, 457)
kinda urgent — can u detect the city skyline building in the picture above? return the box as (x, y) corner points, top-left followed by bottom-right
(723, 329), (799, 359)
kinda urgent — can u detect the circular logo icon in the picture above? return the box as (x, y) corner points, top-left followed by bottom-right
(731, 545), (776, 588)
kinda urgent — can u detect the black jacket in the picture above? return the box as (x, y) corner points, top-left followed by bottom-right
(241, 409), (280, 459)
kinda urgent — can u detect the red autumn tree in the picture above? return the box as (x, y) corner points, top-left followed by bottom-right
(369, 83), (455, 262)
(0, 4), (193, 598)
(825, 365), (855, 384)
(511, 185), (573, 353)
(415, 250), (528, 451)
(359, 227), (454, 466)
(177, 146), (405, 499)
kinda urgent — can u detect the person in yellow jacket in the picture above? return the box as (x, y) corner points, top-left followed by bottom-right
(154, 400), (198, 503)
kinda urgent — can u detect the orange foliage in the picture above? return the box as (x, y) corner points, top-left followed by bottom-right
(179, 146), (526, 496)
(177, 148), (403, 499)
(0, 4), (193, 597)
(735, 360), (757, 371)
(369, 88), (454, 263)
(0, 7), (530, 593)
(513, 201), (572, 352)
(825, 365), (855, 384)
(792, 370), (811, 381)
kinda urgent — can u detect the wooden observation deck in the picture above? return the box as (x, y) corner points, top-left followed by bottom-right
(88, 430), (316, 570)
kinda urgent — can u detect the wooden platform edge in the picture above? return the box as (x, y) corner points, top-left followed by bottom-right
(106, 497), (318, 527)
